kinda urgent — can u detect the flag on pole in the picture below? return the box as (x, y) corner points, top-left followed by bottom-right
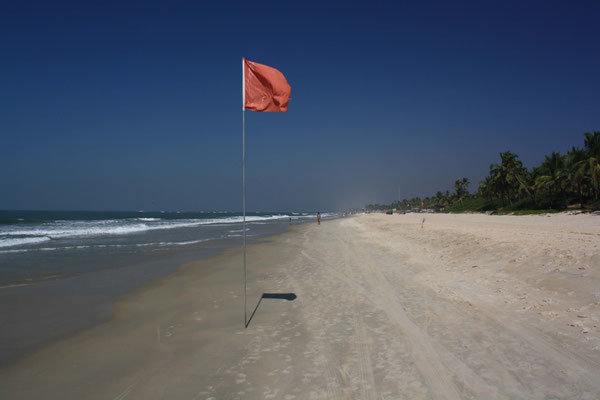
(244, 59), (291, 112)
(241, 58), (290, 327)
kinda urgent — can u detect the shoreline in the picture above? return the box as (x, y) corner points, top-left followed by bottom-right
(0, 221), (295, 367)
(0, 221), (308, 399)
(1, 214), (599, 399)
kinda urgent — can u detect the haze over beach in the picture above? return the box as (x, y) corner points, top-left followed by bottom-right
(2, 1), (600, 399)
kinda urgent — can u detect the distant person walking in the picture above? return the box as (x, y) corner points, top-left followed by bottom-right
(289, 217), (292, 225)
(317, 212), (321, 225)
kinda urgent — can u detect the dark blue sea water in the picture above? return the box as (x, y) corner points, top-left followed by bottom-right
(0, 210), (336, 286)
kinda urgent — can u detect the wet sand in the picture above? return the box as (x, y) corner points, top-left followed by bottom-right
(0, 224), (289, 367)
(1, 213), (599, 399)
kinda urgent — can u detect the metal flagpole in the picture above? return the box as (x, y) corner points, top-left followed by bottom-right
(242, 57), (247, 327)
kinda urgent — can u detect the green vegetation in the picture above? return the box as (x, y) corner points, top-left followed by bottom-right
(366, 131), (600, 214)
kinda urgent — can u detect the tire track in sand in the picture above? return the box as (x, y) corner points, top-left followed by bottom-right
(336, 223), (462, 400)
(300, 242), (462, 399)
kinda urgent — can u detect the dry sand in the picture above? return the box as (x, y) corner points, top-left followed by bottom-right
(1, 213), (599, 399)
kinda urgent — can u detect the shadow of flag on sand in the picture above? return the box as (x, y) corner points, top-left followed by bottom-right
(245, 293), (297, 328)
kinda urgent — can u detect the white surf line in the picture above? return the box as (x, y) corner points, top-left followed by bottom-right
(112, 382), (136, 400)
(0, 282), (33, 289)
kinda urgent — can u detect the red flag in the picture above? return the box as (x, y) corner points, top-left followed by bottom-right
(244, 59), (291, 112)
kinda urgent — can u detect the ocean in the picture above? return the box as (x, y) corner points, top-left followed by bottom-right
(0, 210), (336, 364)
(0, 210), (335, 286)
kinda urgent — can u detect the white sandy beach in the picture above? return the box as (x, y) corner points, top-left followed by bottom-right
(1, 213), (599, 399)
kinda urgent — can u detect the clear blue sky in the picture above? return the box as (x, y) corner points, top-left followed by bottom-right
(2, 1), (599, 211)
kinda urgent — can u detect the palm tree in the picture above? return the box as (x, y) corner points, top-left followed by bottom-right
(476, 176), (493, 200)
(562, 147), (588, 206)
(584, 132), (600, 199)
(499, 151), (534, 203)
(453, 178), (470, 203)
(462, 177), (470, 194)
(443, 190), (452, 206)
(534, 152), (566, 208)
(489, 162), (508, 205)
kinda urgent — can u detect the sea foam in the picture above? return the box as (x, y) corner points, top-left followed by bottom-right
(0, 214), (300, 249)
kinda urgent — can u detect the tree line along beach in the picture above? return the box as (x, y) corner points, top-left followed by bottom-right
(366, 131), (600, 215)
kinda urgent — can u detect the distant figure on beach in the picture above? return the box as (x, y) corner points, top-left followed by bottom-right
(317, 212), (321, 225)
(289, 217), (292, 225)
